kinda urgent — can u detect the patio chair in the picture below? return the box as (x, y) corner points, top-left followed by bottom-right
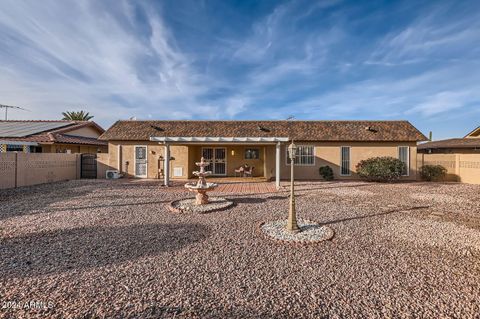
(244, 166), (254, 177)
(234, 166), (244, 177)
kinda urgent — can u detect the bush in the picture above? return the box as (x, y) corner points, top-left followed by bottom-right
(356, 156), (406, 182)
(421, 165), (447, 181)
(319, 165), (334, 181)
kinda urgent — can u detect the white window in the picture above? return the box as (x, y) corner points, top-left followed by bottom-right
(340, 146), (351, 176)
(398, 146), (409, 176)
(173, 167), (183, 177)
(286, 145), (315, 166)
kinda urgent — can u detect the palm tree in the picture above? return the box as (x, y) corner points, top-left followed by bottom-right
(61, 110), (94, 121)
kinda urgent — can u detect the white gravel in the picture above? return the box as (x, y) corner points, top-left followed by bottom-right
(0, 179), (479, 318)
(170, 197), (234, 213)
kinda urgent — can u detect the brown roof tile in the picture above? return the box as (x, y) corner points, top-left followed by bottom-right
(418, 138), (480, 150)
(99, 120), (427, 142)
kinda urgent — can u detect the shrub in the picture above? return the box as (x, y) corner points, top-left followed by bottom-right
(421, 165), (447, 181)
(319, 165), (334, 181)
(356, 156), (406, 182)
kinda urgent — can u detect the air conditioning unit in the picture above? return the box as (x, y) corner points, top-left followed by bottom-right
(106, 170), (121, 179)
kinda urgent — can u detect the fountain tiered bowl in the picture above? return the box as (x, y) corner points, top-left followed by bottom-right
(169, 157), (233, 213)
(184, 158), (218, 205)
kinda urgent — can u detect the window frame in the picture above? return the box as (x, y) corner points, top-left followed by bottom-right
(398, 146), (410, 177)
(6, 144), (24, 152)
(285, 145), (315, 166)
(340, 146), (351, 176)
(244, 148), (260, 160)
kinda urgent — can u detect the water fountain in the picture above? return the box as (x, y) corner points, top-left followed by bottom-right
(184, 157), (218, 205)
(168, 156), (234, 213)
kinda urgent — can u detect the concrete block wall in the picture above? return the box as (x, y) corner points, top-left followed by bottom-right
(417, 153), (480, 184)
(0, 153), (80, 189)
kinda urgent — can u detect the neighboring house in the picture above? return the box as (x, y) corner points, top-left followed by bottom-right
(418, 126), (480, 154)
(417, 126), (480, 184)
(99, 120), (426, 187)
(0, 120), (108, 153)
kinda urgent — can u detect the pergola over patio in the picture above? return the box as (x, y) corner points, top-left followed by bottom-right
(150, 136), (289, 188)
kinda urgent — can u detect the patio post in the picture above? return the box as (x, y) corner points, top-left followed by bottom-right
(164, 143), (170, 186)
(275, 142), (281, 189)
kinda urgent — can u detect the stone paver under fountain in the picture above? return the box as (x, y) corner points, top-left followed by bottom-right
(169, 157), (234, 213)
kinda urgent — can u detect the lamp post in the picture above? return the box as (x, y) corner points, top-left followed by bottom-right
(287, 140), (300, 233)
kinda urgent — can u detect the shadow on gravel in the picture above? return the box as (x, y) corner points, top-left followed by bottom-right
(226, 195), (288, 204)
(0, 181), (95, 221)
(229, 197), (267, 204)
(278, 183), (373, 194)
(0, 223), (209, 279)
(39, 200), (171, 213)
(322, 206), (430, 225)
(0, 180), (172, 220)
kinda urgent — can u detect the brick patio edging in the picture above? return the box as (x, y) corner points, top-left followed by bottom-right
(257, 220), (335, 245)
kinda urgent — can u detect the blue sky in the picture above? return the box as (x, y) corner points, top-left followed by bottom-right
(0, 0), (479, 139)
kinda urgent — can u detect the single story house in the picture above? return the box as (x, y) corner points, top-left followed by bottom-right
(418, 125), (480, 154)
(0, 120), (108, 153)
(99, 120), (427, 187)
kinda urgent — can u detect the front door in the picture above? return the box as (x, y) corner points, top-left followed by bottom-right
(135, 146), (147, 177)
(202, 147), (227, 175)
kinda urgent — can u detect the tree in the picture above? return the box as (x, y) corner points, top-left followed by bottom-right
(61, 110), (94, 121)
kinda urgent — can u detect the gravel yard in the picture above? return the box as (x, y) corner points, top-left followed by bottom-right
(1, 179), (480, 318)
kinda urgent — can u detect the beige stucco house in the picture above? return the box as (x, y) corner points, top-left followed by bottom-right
(99, 120), (427, 187)
(0, 120), (108, 153)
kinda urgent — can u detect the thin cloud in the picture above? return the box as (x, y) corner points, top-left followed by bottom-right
(0, 0), (478, 140)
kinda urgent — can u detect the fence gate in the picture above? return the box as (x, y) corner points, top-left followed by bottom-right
(81, 153), (97, 179)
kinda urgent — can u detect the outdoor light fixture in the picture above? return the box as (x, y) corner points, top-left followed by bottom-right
(287, 140), (300, 233)
(231, 150), (235, 156)
(287, 142), (297, 159)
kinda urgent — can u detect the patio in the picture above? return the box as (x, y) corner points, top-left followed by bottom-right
(1, 179), (479, 318)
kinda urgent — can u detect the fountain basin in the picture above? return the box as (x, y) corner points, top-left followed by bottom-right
(169, 197), (234, 214)
(185, 182), (218, 205)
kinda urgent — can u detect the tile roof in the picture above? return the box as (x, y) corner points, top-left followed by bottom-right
(0, 121), (107, 146)
(418, 138), (480, 150)
(100, 120), (427, 142)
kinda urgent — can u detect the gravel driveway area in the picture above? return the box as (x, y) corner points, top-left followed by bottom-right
(1, 179), (480, 318)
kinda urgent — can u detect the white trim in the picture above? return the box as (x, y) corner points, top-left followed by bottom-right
(150, 136), (289, 143)
(275, 142), (281, 189)
(164, 143), (170, 186)
(134, 145), (148, 178)
(285, 145), (316, 166)
(398, 146), (410, 177)
(340, 146), (351, 176)
(201, 147), (227, 176)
